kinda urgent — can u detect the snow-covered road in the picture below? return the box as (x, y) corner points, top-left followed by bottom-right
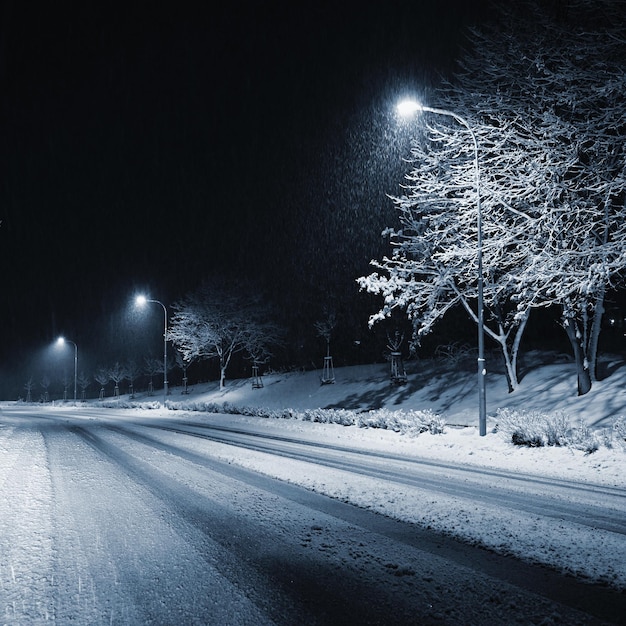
(1, 406), (624, 624)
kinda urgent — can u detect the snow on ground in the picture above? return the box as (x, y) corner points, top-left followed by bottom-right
(146, 411), (626, 590)
(178, 350), (626, 429)
(106, 353), (626, 590)
(1, 350), (624, 621)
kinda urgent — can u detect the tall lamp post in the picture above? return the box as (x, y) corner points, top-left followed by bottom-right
(136, 295), (169, 405)
(397, 99), (487, 436)
(56, 337), (78, 401)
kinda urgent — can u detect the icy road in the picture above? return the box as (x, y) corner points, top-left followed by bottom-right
(1, 406), (624, 625)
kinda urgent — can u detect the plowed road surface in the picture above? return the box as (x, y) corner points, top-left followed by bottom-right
(1, 406), (624, 624)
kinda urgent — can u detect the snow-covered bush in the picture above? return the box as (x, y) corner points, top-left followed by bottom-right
(169, 401), (445, 435)
(543, 412), (571, 447)
(567, 420), (599, 455)
(301, 408), (357, 426)
(496, 408), (550, 447)
(356, 408), (444, 434)
(496, 408), (605, 453)
(496, 408), (572, 447)
(96, 400), (162, 410)
(613, 418), (626, 450)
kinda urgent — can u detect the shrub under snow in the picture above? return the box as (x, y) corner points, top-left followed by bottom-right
(495, 408), (607, 453)
(170, 401), (446, 436)
(96, 398), (624, 452)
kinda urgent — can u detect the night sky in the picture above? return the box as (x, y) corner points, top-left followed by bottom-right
(0, 1), (492, 396)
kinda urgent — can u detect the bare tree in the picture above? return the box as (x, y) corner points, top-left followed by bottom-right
(108, 362), (126, 397)
(77, 371), (90, 401)
(143, 356), (162, 396)
(125, 359), (142, 399)
(24, 376), (34, 402)
(94, 367), (110, 399)
(314, 308), (337, 359)
(60, 369), (71, 401)
(169, 278), (283, 390)
(40, 374), (51, 402)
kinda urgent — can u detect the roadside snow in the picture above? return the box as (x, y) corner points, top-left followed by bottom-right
(104, 354), (626, 590)
(1, 354), (624, 623)
(138, 411), (626, 590)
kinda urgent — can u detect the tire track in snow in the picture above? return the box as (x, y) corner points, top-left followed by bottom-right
(141, 420), (626, 535)
(43, 423), (276, 625)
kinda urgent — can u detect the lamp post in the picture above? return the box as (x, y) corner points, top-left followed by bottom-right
(56, 337), (77, 402)
(397, 99), (487, 436)
(136, 295), (169, 405)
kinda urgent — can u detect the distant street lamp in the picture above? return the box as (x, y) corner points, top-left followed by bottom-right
(397, 98), (487, 436)
(136, 295), (169, 405)
(56, 336), (77, 402)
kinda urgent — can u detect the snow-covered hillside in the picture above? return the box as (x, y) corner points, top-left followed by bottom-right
(165, 351), (626, 429)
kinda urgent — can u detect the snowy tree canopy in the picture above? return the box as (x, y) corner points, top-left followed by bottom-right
(359, 0), (626, 394)
(168, 278), (284, 389)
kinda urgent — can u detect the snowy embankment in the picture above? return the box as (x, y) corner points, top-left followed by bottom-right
(163, 352), (626, 430)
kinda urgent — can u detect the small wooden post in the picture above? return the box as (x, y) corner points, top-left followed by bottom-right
(252, 364), (264, 389)
(390, 351), (407, 385)
(321, 355), (335, 384)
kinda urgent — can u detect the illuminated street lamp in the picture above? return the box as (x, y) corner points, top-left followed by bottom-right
(397, 98), (487, 436)
(136, 295), (169, 405)
(56, 336), (77, 402)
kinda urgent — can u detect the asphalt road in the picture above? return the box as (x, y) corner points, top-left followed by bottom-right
(1, 406), (624, 624)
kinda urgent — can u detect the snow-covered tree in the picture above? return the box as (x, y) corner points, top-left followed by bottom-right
(448, 0), (626, 393)
(314, 308), (337, 358)
(360, 0), (626, 394)
(143, 356), (162, 395)
(40, 374), (51, 402)
(108, 361), (126, 397)
(77, 371), (90, 401)
(358, 111), (534, 392)
(124, 359), (141, 398)
(174, 349), (195, 394)
(94, 367), (110, 399)
(169, 278), (283, 390)
(243, 321), (283, 367)
(24, 376), (34, 402)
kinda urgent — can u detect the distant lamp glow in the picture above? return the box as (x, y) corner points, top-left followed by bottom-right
(135, 294), (168, 405)
(56, 336), (78, 401)
(395, 97), (487, 436)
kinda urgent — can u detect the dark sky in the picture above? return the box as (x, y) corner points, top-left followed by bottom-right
(0, 0), (492, 394)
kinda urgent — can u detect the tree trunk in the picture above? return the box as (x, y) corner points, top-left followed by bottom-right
(497, 338), (518, 394)
(588, 289), (605, 382)
(562, 316), (592, 395)
(458, 296), (526, 393)
(497, 311), (529, 393)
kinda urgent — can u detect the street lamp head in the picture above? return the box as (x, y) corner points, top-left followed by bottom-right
(56, 336), (66, 346)
(396, 99), (423, 118)
(133, 293), (169, 404)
